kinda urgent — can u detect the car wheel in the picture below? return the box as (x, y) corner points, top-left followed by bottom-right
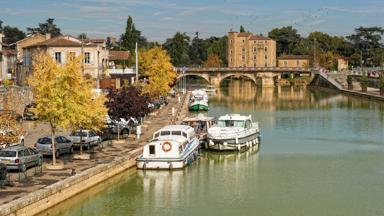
(121, 129), (129, 135)
(20, 164), (27, 172)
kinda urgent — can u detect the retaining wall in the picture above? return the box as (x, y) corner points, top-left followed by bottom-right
(0, 147), (143, 216)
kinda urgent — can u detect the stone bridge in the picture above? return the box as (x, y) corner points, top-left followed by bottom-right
(175, 67), (313, 87)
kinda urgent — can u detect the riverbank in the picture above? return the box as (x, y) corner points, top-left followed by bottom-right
(0, 92), (190, 216)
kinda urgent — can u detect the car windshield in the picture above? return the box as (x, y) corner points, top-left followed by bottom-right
(37, 137), (51, 144)
(0, 151), (16, 157)
(71, 131), (87, 137)
(217, 120), (245, 127)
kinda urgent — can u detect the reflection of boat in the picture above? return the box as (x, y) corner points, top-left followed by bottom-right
(137, 125), (200, 170)
(189, 89), (209, 111)
(207, 114), (260, 151)
(182, 115), (215, 148)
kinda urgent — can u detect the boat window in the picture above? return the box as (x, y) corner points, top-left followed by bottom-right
(160, 131), (171, 136)
(245, 120), (251, 128)
(179, 145), (183, 153)
(154, 132), (160, 138)
(182, 132), (188, 139)
(218, 120), (245, 127)
(149, 145), (155, 155)
(172, 131), (182, 136)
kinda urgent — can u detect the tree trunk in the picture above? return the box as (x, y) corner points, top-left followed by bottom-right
(80, 128), (83, 155)
(51, 128), (56, 166)
(348, 84), (353, 90)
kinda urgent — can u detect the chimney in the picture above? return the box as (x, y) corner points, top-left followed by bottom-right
(45, 33), (51, 40)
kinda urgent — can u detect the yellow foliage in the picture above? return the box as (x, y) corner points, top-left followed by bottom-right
(204, 54), (222, 67)
(139, 47), (176, 99)
(0, 113), (24, 146)
(28, 54), (107, 163)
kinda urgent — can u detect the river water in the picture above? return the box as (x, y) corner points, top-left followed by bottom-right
(42, 80), (384, 216)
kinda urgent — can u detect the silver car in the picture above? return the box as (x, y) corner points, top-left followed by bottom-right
(0, 146), (43, 172)
(35, 136), (74, 157)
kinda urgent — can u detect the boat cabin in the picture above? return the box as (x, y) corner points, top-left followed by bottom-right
(217, 114), (252, 128)
(182, 116), (215, 136)
(143, 125), (195, 158)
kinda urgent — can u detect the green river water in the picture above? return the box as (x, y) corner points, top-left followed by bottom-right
(42, 80), (384, 216)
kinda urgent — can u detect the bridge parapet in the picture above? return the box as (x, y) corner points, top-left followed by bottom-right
(175, 67), (312, 73)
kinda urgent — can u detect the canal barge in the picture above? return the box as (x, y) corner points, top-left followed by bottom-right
(182, 115), (216, 148)
(188, 89), (209, 111)
(136, 125), (200, 170)
(207, 114), (260, 151)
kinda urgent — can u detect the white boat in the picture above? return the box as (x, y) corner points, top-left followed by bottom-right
(182, 115), (215, 148)
(189, 89), (209, 111)
(137, 125), (200, 170)
(207, 114), (260, 151)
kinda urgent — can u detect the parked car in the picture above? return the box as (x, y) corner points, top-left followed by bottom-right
(0, 146), (42, 172)
(98, 127), (113, 141)
(68, 130), (101, 149)
(23, 103), (37, 120)
(0, 109), (23, 123)
(35, 136), (74, 157)
(0, 162), (7, 181)
(107, 117), (130, 135)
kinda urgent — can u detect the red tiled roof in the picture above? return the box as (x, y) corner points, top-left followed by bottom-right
(109, 50), (130, 60)
(83, 39), (105, 44)
(278, 55), (310, 60)
(25, 36), (97, 48)
(237, 32), (252, 37)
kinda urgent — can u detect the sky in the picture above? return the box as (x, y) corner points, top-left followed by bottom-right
(0, 0), (383, 42)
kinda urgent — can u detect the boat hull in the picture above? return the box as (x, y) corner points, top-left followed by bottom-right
(208, 132), (260, 151)
(137, 145), (200, 170)
(189, 103), (209, 111)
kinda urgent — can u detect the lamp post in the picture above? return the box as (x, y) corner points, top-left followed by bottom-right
(97, 47), (100, 89)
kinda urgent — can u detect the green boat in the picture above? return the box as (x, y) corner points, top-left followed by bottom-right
(189, 89), (209, 111)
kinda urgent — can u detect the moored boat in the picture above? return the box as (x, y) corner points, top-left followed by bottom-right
(189, 89), (209, 111)
(137, 125), (200, 170)
(207, 114), (260, 151)
(182, 115), (215, 148)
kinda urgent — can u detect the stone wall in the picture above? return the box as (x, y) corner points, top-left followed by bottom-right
(0, 86), (33, 114)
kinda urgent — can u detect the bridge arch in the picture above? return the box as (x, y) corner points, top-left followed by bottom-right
(176, 73), (210, 84)
(219, 73), (257, 86)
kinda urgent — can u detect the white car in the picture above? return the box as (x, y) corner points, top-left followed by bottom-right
(68, 130), (101, 149)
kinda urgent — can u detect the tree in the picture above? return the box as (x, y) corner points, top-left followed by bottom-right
(121, 16), (138, 52)
(0, 20), (26, 44)
(204, 54), (222, 67)
(349, 53), (362, 67)
(207, 36), (228, 65)
(78, 33), (87, 40)
(27, 18), (61, 37)
(268, 26), (303, 56)
(347, 26), (384, 66)
(163, 32), (190, 66)
(139, 47), (176, 99)
(240, 25), (246, 33)
(318, 51), (337, 70)
(106, 86), (151, 121)
(28, 54), (107, 165)
(0, 113), (24, 148)
(189, 32), (210, 66)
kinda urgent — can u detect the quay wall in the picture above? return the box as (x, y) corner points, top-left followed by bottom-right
(0, 147), (142, 216)
(0, 86), (33, 113)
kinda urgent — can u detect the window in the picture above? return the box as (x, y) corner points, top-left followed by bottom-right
(242, 56), (245, 61)
(179, 145), (183, 153)
(182, 132), (188, 138)
(265, 62), (268, 67)
(254, 63), (257, 67)
(154, 132), (160, 138)
(84, 52), (91, 64)
(264, 47), (268, 52)
(55, 52), (61, 63)
(245, 120), (251, 128)
(217, 120), (245, 127)
(242, 39), (245, 43)
(265, 55), (268, 60)
(149, 145), (155, 155)
(253, 47), (257, 52)
(242, 48), (245, 52)
(23, 149), (31, 156)
(172, 131), (182, 136)
(160, 131), (171, 136)
(254, 55), (256, 60)
(230, 39), (233, 44)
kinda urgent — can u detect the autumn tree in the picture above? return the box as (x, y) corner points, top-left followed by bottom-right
(106, 86), (151, 121)
(204, 54), (222, 67)
(0, 113), (24, 148)
(28, 54), (107, 165)
(139, 47), (176, 99)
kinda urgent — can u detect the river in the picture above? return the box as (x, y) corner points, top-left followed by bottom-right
(42, 80), (384, 216)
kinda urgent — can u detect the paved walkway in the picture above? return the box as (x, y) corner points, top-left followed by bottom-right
(0, 93), (190, 205)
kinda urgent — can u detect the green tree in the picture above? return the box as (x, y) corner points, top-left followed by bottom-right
(78, 33), (87, 40)
(28, 54), (107, 165)
(120, 16), (138, 52)
(347, 26), (384, 66)
(27, 18), (61, 37)
(139, 47), (176, 98)
(0, 20), (26, 44)
(189, 32), (210, 66)
(268, 26), (303, 56)
(207, 36), (228, 65)
(240, 25), (246, 33)
(349, 53), (362, 67)
(163, 32), (190, 66)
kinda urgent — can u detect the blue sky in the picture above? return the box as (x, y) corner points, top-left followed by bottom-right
(0, 0), (383, 42)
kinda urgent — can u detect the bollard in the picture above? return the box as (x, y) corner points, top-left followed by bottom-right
(172, 107), (175, 116)
(136, 126), (142, 140)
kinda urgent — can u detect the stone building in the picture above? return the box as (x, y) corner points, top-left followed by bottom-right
(228, 31), (276, 67)
(21, 35), (109, 86)
(277, 55), (310, 68)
